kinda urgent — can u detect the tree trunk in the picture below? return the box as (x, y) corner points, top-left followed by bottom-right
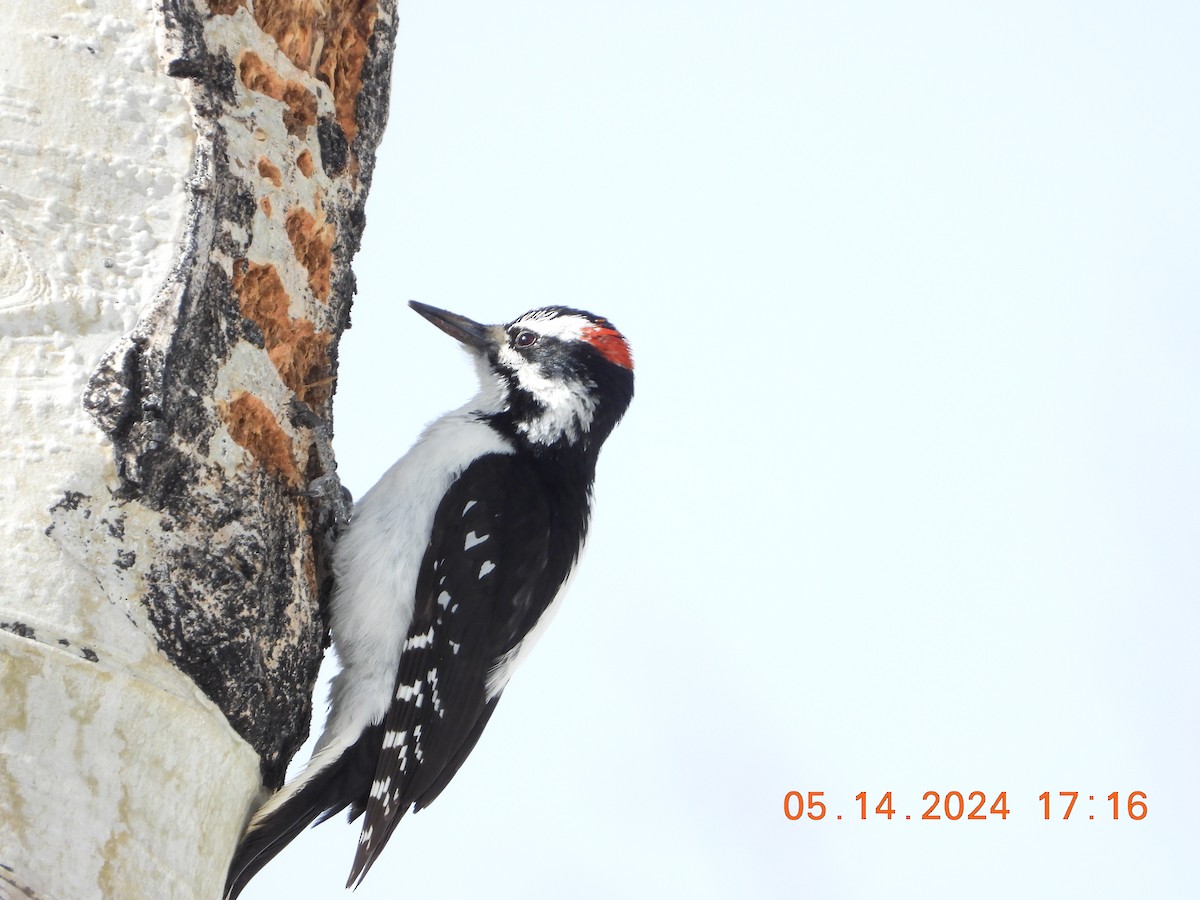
(0, 1), (397, 897)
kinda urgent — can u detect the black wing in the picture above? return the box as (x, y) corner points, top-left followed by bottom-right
(346, 452), (584, 887)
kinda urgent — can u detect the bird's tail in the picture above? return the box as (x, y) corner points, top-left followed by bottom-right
(224, 732), (376, 900)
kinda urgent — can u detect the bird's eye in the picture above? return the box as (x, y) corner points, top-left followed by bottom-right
(514, 330), (538, 348)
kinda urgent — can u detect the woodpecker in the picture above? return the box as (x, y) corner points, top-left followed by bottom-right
(225, 302), (634, 897)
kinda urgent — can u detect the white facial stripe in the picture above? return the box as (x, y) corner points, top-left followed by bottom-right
(493, 341), (599, 445)
(519, 390), (597, 444)
(511, 311), (594, 341)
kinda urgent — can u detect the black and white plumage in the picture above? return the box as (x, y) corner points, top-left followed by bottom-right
(225, 302), (633, 897)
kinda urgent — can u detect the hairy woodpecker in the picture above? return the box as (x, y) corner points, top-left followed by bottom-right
(225, 302), (634, 897)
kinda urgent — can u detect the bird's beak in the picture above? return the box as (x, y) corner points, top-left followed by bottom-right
(409, 301), (493, 352)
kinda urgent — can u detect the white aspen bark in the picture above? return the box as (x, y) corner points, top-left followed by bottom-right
(0, 2), (397, 897)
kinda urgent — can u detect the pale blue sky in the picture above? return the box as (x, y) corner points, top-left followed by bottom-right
(247, 2), (1198, 897)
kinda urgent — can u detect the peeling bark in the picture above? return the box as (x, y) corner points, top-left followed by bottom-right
(0, 1), (398, 897)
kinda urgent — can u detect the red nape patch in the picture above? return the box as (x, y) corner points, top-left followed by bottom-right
(582, 325), (634, 370)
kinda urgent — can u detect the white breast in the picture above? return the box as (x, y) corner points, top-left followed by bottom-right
(315, 390), (512, 756)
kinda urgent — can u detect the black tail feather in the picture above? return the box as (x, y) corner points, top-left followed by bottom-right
(224, 725), (382, 899)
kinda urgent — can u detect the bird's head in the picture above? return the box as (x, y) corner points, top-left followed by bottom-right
(410, 301), (634, 453)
